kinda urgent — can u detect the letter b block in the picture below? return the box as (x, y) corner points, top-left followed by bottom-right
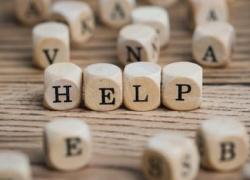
(44, 118), (92, 171)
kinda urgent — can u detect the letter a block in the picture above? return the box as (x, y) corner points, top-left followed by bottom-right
(162, 62), (202, 111)
(83, 63), (123, 111)
(0, 151), (32, 180)
(192, 22), (235, 67)
(43, 63), (82, 111)
(33, 22), (70, 69)
(142, 133), (199, 180)
(44, 118), (92, 171)
(196, 118), (249, 171)
(118, 24), (160, 65)
(124, 62), (161, 111)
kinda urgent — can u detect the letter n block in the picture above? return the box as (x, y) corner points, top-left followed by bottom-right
(43, 63), (82, 110)
(44, 118), (92, 171)
(196, 118), (249, 171)
(162, 62), (202, 111)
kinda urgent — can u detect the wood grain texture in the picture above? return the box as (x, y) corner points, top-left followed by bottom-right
(0, 0), (249, 179)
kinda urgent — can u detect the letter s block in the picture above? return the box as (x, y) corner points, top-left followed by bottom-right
(196, 118), (249, 171)
(44, 118), (92, 171)
(43, 63), (82, 110)
(83, 63), (123, 111)
(162, 62), (202, 111)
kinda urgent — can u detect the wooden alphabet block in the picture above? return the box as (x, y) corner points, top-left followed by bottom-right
(118, 24), (160, 65)
(15, 0), (51, 26)
(43, 63), (82, 111)
(242, 163), (250, 180)
(0, 151), (32, 180)
(44, 118), (92, 171)
(146, 0), (177, 7)
(51, 1), (95, 47)
(142, 133), (199, 180)
(32, 22), (70, 69)
(83, 63), (123, 111)
(132, 6), (170, 47)
(162, 62), (202, 111)
(98, 0), (136, 28)
(196, 118), (249, 171)
(192, 22), (235, 67)
(124, 62), (161, 111)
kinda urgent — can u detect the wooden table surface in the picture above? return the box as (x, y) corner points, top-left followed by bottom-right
(0, 0), (249, 179)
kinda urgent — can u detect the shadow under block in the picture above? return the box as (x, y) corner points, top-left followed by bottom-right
(83, 63), (123, 111)
(132, 6), (170, 47)
(142, 133), (200, 180)
(44, 118), (92, 171)
(51, 1), (95, 47)
(197, 118), (249, 172)
(32, 22), (70, 69)
(146, 0), (177, 8)
(162, 62), (203, 111)
(0, 151), (32, 180)
(192, 22), (235, 67)
(43, 63), (82, 111)
(117, 24), (160, 65)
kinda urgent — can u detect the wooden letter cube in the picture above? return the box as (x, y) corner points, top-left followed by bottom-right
(162, 62), (202, 111)
(98, 0), (136, 28)
(0, 151), (32, 180)
(43, 63), (82, 111)
(51, 1), (95, 47)
(124, 62), (161, 111)
(192, 22), (235, 67)
(132, 6), (170, 47)
(147, 0), (177, 7)
(44, 118), (92, 171)
(83, 63), (123, 111)
(142, 133), (199, 180)
(33, 22), (70, 69)
(197, 118), (249, 171)
(118, 24), (160, 65)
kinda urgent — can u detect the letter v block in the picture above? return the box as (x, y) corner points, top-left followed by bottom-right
(33, 22), (70, 69)
(43, 63), (82, 110)
(44, 118), (92, 171)
(196, 118), (249, 171)
(162, 62), (203, 111)
(83, 63), (123, 111)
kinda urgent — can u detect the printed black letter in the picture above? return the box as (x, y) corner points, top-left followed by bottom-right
(176, 84), (192, 101)
(53, 85), (72, 103)
(99, 88), (116, 105)
(65, 137), (82, 157)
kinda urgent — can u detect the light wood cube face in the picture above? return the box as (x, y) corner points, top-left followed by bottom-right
(147, 0), (177, 7)
(124, 62), (161, 111)
(83, 63), (123, 111)
(0, 151), (32, 180)
(118, 24), (160, 65)
(192, 22), (235, 67)
(44, 119), (92, 171)
(33, 22), (70, 69)
(98, 0), (136, 28)
(132, 6), (170, 47)
(162, 62), (203, 111)
(43, 63), (82, 111)
(197, 119), (249, 171)
(142, 133), (199, 180)
(51, 1), (95, 47)
(15, 0), (51, 26)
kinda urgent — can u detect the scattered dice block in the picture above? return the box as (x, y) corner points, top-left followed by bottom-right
(118, 24), (160, 65)
(147, 0), (177, 7)
(44, 118), (92, 171)
(142, 133), (199, 180)
(51, 1), (95, 47)
(162, 62), (203, 111)
(242, 163), (250, 180)
(98, 0), (136, 28)
(33, 22), (70, 69)
(124, 62), (161, 111)
(192, 22), (235, 67)
(83, 63), (123, 111)
(0, 151), (32, 180)
(43, 63), (82, 111)
(15, 0), (51, 26)
(196, 118), (249, 171)
(132, 6), (170, 47)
